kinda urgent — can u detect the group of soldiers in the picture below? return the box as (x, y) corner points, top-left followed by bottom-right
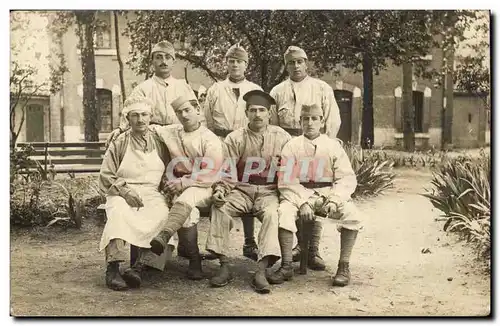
(98, 40), (363, 294)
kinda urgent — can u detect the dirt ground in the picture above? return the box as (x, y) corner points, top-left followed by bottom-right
(10, 168), (491, 317)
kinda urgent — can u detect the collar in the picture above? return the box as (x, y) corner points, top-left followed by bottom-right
(228, 76), (246, 84)
(182, 122), (202, 134)
(289, 75), (310, 85)
(225, 77), (247, 87)
(303, 133), (326, 145)
(153, 74), (176, 86)
(246, 124), (268, 136)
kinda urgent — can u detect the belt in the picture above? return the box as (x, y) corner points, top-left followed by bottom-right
(245, 175), (277, 185)
(301, 182), (331, 189)
(213, 128), (233, 138)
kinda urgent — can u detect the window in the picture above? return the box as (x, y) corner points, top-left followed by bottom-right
(94, 11), (111, 49)
(97, 89), (113, 132)
(413, 91), (424, 133)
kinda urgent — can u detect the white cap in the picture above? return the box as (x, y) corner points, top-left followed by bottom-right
(121, 96), (154, 116)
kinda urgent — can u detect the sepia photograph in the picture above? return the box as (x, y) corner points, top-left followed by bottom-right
(9, 8), (491, 317)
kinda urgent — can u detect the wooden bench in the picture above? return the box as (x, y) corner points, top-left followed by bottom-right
(16, 141), (106, 175)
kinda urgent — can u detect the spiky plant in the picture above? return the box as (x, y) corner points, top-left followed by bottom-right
(342, 142), (396, 198)
(423, 152), (491, 258)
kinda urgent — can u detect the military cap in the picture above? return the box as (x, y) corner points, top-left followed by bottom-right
(243, 90), (276, 109)
(301, 103), (323, 117)
(225, 42), (249, 62)
(151, 40), (175, 59)
(284, 45), (308, 64)
(171, 96), (198, 111)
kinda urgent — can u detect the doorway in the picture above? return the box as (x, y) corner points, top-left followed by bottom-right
(26, 104), (45, 142)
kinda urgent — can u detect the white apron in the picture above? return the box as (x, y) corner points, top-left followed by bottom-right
(99, 142), (170, 251)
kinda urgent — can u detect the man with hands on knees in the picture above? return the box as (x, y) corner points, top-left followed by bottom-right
(205, 90), (291, 294)
(270, 103), (363, 287)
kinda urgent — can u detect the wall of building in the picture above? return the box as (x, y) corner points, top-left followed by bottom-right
(452, 93), (488, 148)
(319, 46), (445, 149)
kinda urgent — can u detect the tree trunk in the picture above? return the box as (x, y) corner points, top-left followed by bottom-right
(442, 47), (455, 149)
(361, 53), (374, 149)
(76, 11), (99, 142)
(402, 61), (415, 152)
(113, 11), (126, 104)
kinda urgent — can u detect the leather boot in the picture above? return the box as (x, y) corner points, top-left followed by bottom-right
(252, 270), (271, 294)
(308, 248), (326, 271)
(178, 225), (203, 280)
(187, 254), (203, 280)
(267, 263), (294, 284)
(332, 261), (351, 287)
(209, 263), (233, 287)
(150, 230), (172, 256)
(122, 261), (146, 288)
(105, 262), (128, 291)
(308, 220), (326, 270)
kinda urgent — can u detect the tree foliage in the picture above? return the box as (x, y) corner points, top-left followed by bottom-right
(124, 10), (351, 92)
(455, 55), (490, 96)
(453, 12), (490, 101)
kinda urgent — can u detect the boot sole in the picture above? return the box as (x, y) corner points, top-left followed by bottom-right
(209, 277), (233, 288)
(106, 282), (129, 291)
(150, 239), (165, 256)
(187, 272), (204, 280)
(251, 279), (270, 294)
(108, 285), (128, 291)
(268, 275), (293, 285)
(308, 265), (326, 271)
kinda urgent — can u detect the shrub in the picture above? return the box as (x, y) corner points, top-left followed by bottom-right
(343, 142), (396, 198)
(10, 176), (104, 229)
(423, 151), (490, 258)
